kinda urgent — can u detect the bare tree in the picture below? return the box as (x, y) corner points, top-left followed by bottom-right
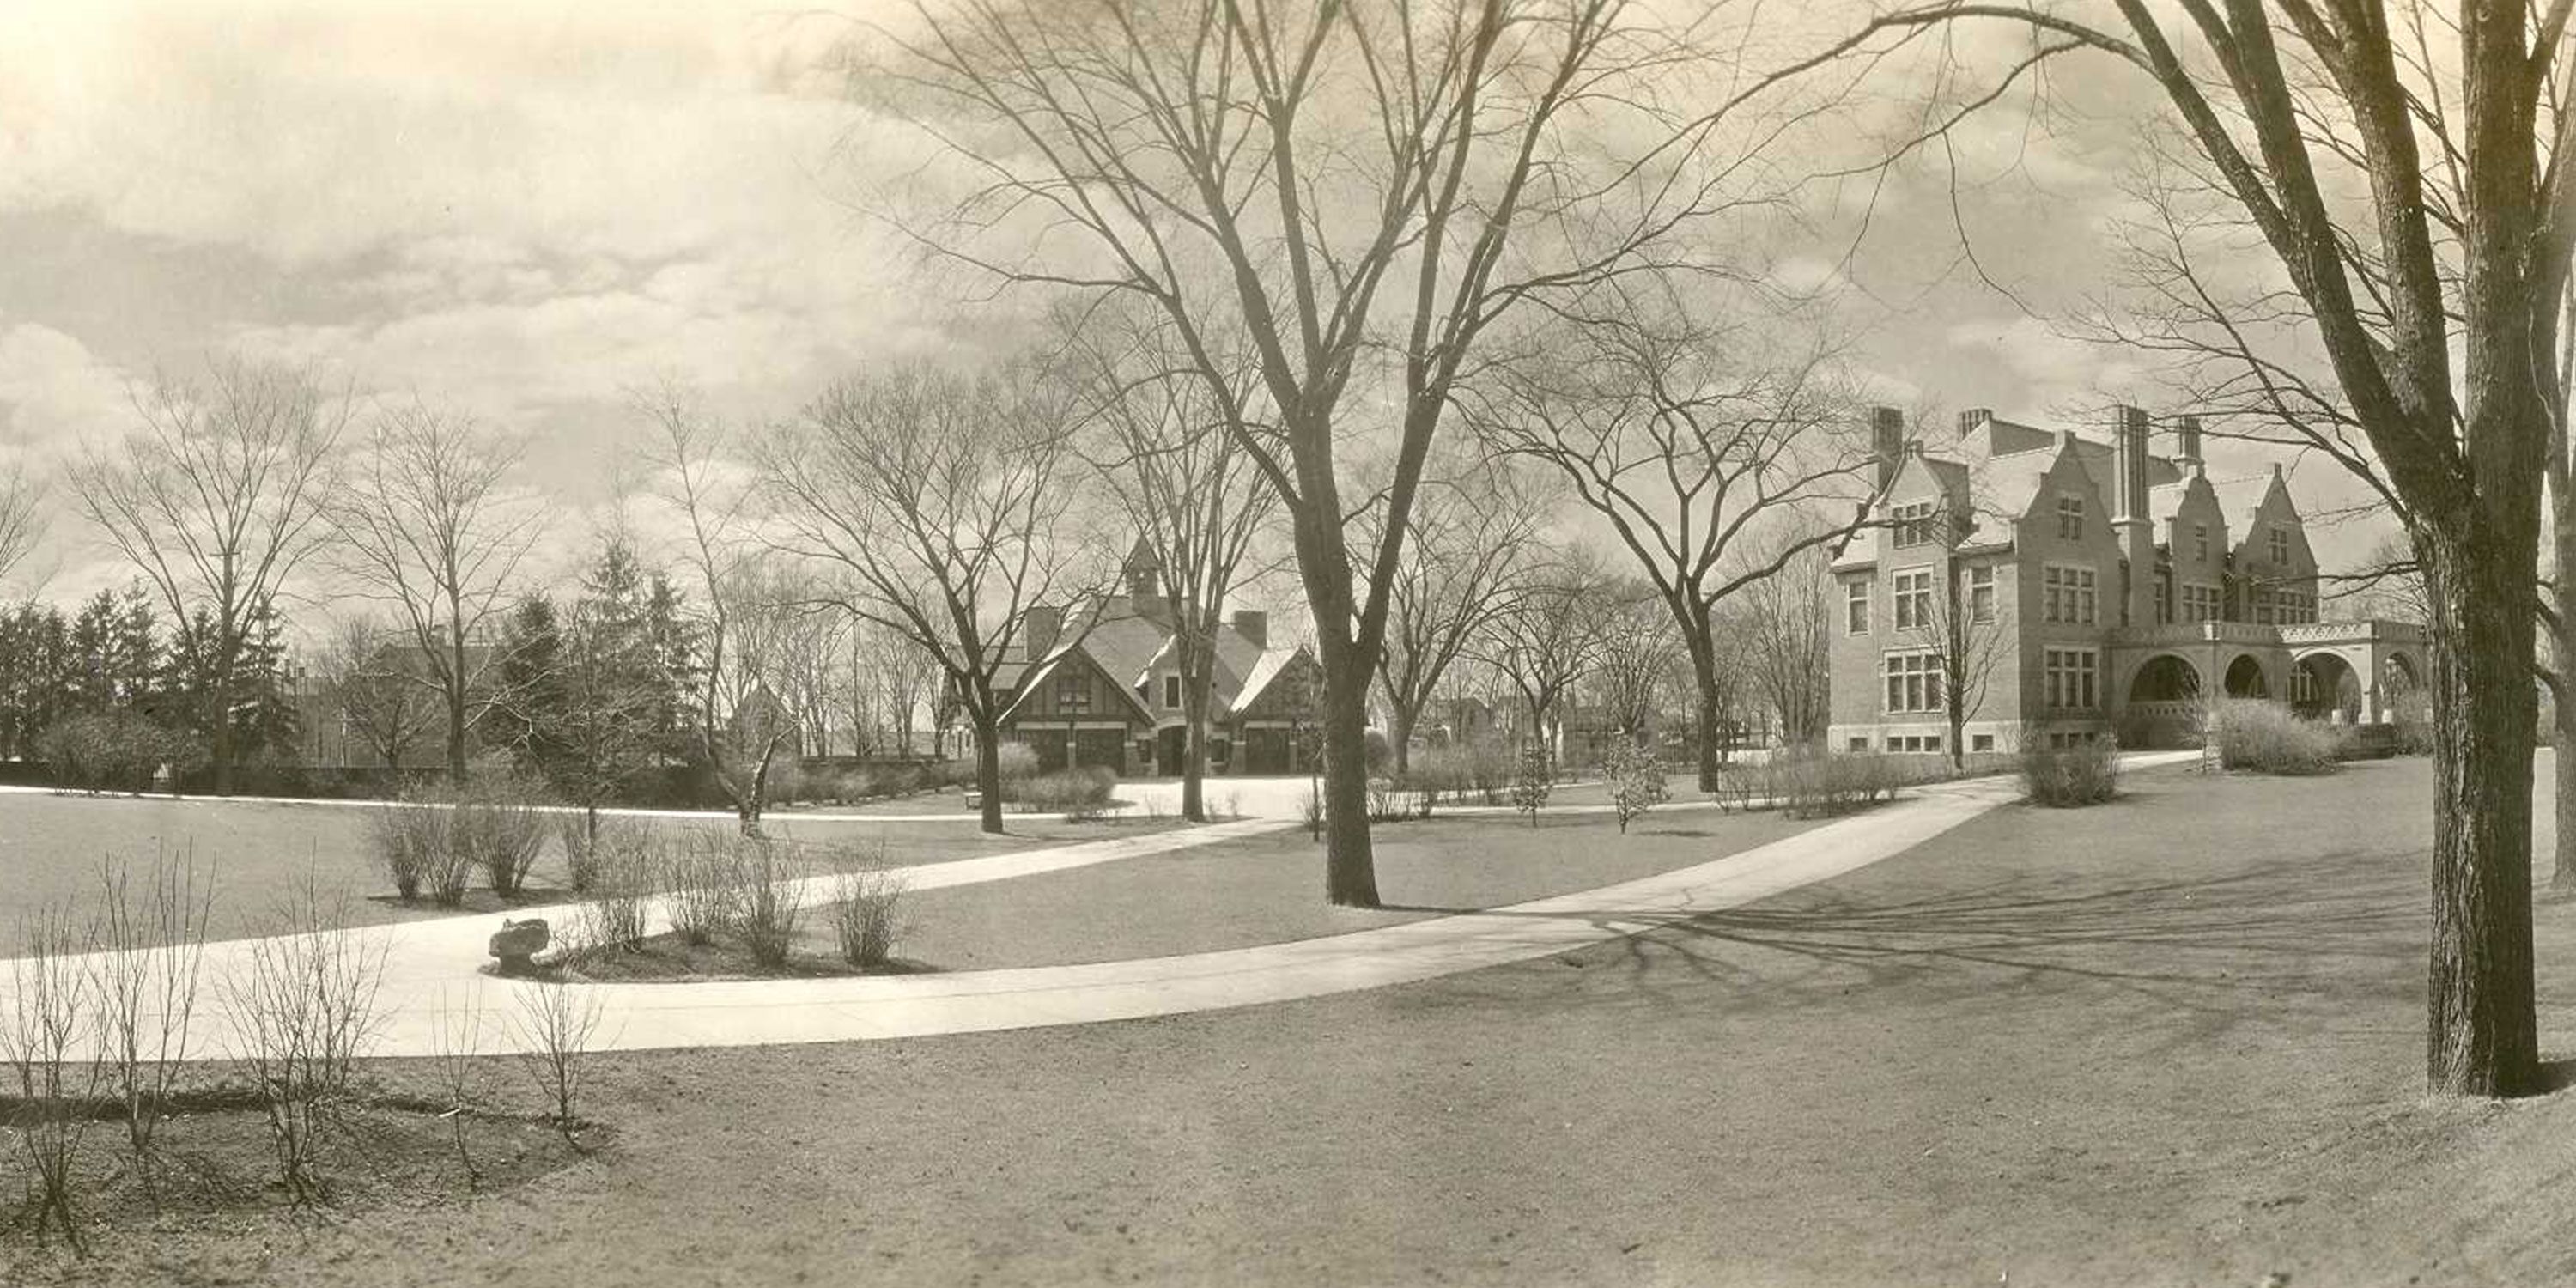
(328, 398), (546, 778)
(315, 613), (438, 768)
(1470, 288), (1872, 789)
(1903, 560), (2010, 769)
(1845, 0), (2576, 1096)
(637, 381), (785, 835)
(1734, 532), (1833, 749)
(862, 0), (1838, 905)
(1476, 548), (1613, 766)
(1591, 582), (1685, 746)
(1373, 450), (1547, 780)
(1067, 305), (1275, 822)
(68, 357), (349, 793)
(757, 356), (1100, 834)
(0, 459), (40, 593)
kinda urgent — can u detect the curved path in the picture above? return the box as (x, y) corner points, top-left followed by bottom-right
(10, 754), (2199, 1058)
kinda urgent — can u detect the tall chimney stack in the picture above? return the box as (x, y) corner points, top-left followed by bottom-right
(1870, 406), (1905, 492)
(2111, 405), (2154, 628)
(2174, 413), (2202, 467)
(1024, 605), (1063, 660)
(1231, 609), (1269, 649)
(1956, 407), (1993, 438)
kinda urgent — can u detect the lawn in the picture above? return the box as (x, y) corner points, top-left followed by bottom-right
(560, 803), (1825, 980)
(14, 757), (2576, 1286)
(0, 790), (1181, 953)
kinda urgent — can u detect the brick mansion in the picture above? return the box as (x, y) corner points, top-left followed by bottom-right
(1829, 405), (2427, 754)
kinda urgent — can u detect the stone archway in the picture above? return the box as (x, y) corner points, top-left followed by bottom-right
(2224, 654), (2269, 699)
(2292, 651), (2363, 721)
(2129, 653), (2202, 702)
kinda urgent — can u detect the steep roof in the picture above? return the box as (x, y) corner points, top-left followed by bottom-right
(1230, 647), (1307, 712)
(2206, 472), (2281, 529)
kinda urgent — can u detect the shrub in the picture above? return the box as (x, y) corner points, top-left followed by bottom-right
(2021, 733), (2122, 807)
(574, 827), (655, 956)
(994, 742), (1040, 784)
(730, 838), (808, 970)
(1012, 766), (1118, 817)
(511, 982), (604, 1142)
(558, 814), (652, 896)
(1605, 739), (1669, 835)
(1300, 785), (1324, 841)
(2203, 699), (2342, 775)
(223, 880), (386, 1206)
(93, 848), (214, 1200)
(1367, 778), (1432, 823)
(4, 902), (105, 1249)
(1510, 744), (1552, 826)
(826, 844), (910, 968)
(371, 792), (452, 902)
(34, 710), (205, 795)
(455, 775), (554, 897)
(1768, 751), (1906, 819)
(665, 830), (744, 947)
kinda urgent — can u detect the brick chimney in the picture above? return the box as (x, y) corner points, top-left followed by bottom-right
(2174, 413), (2202, 468)
(1870, 406), (1905, 492)
(1956, 407), (1993, 438)
(2111, 404), (2154, 628)
(1231, 609), (1268, 649)
(1023, 605), (1063, 659)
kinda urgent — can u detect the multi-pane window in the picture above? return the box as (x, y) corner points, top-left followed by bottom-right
(1893, 568), (1934, 630)
(2056, 495), (2086, 540)
(2042, 564), (2097, 624)
(1884, 652), (1943, 714)
(2180, 583), (2221, 623)
(2193, 525), (2209, 562)
(2268, 527), (2291, 565)
(1163, 675), (1182, 708)
(1893, 501), (1940, 548)
(1054, 672), (1091, 713)
(1844, 580), (1869, 635)
(2253, 587), (2276, 625)
(1966, 566), (1996, 623)
(1887, 733), (1944, 753)
(2044, 647), (2099, 711)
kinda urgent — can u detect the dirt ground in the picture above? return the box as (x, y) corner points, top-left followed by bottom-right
(12, 758), (2576, 1286)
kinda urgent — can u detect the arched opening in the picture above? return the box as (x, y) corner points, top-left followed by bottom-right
(2381, 651), (2428, 726)
(2129, 654), (2202, 702)
(2291, 653), (2362, 721)
(2224, 654), (2269, 699)
(2382, 651), (2420, 694)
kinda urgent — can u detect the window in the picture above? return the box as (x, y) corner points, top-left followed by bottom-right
(1971, 733), (1996, 753)
(2056, 495), (2086, 540)
(1893, 568), (1934, 630)
(2180, 583), (2221, 623)
(1163, 675), (1182, 709)
(1966, 566), (1996, 623)
(1893, 501), (1940, 548)
(2193, 524), (2210, 562)
(1054, 672), (1091, 713)
(2043, 564), (2097, 624)
(2044, 647), (2099, 711)
(2289, 668), (2318, 704)
(1884, 652), (1943, 714)
(1887, 733), (1944, 753)
(2253, 587), (2275, 625)
(1845, 580), (1869, 635)
(2268, 528), (2291, 566)
(1847, 736), (1869, 752)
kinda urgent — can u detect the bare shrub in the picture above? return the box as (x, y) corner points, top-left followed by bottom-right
(428, 986), (486, 1188)
(825, 844), (909, 968)
(456, 776), (552, 898)
(664, 829), (743, 947)
(1605, 740), (1669, 835)
(4, 902), (105, 1249)
(731, 838), (809, 970)
(371, 789), (455, 902)
(91, 845), (214, 1201)
(222, 880), (388, 1206)
(510, 983), (605, 1143)
(2203, 699), (2342, 775)
(1510, 744), (1552, 826)
(574, 826), (656, 957)
(2021, 732), (2123, 807)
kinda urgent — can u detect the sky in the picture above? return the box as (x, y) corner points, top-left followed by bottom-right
(0, 0), (2397, 615)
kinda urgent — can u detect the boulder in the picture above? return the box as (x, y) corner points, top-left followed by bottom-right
(489, 918), (550, 975)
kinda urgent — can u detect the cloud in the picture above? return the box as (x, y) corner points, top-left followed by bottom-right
(0, 320), (131, 459)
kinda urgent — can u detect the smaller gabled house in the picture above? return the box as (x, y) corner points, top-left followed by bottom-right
(984, 543), (1323, 777)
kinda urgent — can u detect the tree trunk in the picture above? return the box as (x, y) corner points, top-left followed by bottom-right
(2420, 529), (2542, 1097)
(1388, 704), (1415, 781)
(1315, 629), (1380, 908)
(209, 665), (235, 796)
(2555, 453), (2576, 893)
(974, 714), (1005, 835)
(1181, 664), (1211, 824)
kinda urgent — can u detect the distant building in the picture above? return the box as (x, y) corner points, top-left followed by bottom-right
(1829, 405), (2427, 753)
(986, 542), (1323, 776)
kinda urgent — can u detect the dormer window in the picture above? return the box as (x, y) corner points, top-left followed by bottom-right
(2056, 496), (2085, 540)
(1893, 501), (1939, 548)
(1163, 675), (1183, 709)
(2268, 528), (2290, 566)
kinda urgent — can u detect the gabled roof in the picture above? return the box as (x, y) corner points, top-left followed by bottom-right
(2207, 471), (2284, 530)
(1230, 647), (1309, 713)
(995, 642), (1160, 726)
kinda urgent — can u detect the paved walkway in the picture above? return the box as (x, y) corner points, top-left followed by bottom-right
(8, 753), (2199, 1058)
